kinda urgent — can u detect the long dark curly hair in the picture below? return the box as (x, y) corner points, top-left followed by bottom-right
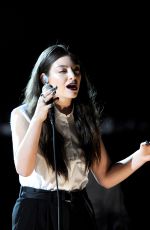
(23, 44), (102, 178)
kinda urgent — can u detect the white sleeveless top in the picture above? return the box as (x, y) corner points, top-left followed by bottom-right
(18, 104), (89, 191)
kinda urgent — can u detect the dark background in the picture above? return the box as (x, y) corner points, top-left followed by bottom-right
(0, 6), (150, 230)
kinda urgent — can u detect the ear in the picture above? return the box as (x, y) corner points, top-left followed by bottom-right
(40, 73), (49, 85)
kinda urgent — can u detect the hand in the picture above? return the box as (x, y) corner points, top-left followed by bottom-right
(32, 87), (58, 122)
(139, 141), (150, 162)
(41, 84), (57, 104)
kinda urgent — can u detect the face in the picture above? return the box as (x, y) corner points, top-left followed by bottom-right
(48, 55), (81, 104)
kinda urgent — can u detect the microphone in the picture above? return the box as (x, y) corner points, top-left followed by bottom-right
(42, 84), (58, 124)
(41, 74), (57, 96)
(42, 84), (58, 105)
(42, 84), (58, 95)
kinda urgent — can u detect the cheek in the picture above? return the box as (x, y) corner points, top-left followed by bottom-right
(53, 81), (66, 94)
(55, 79), (66, 89)
(49, 78), (60, 88)
(49, 74), (66, 85)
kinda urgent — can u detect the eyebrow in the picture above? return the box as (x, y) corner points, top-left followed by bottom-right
(56, 65), (68, 68)
(56, 65), (80, 68)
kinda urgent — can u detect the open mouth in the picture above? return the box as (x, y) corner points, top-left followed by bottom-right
(66, 83), (77, 90)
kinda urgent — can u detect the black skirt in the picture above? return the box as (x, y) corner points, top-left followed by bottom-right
(12, 186), (98, 230)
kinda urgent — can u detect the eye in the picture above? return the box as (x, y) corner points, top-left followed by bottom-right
(59, 69), (67, 73)
(73, 67), (80, 75)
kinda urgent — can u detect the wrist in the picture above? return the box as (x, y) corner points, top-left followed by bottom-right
(132, 150), (146, 170)
(31, 115), (44, 125)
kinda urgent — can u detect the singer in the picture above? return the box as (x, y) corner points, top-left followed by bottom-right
(10, 44), (150, 230)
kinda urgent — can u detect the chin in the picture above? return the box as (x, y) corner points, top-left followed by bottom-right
(72, 90), (79, 95)
(71, 93), (78, 98)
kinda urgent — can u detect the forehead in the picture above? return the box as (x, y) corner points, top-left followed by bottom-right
(52, 55), (78, 68)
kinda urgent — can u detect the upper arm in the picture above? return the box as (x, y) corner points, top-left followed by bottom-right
(10, 107), (29, 159)
(91, 138), (111, 183)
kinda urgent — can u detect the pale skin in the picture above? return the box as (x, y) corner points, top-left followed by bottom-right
(11, 55), (150, 188)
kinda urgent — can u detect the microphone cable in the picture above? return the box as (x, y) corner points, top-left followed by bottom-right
(49, 107), (60, 230)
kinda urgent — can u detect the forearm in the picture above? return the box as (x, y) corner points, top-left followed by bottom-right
(99, 150), (145, 188)
(15, 117), (43, 176)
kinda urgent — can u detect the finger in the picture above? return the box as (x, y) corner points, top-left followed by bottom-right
(53, 97), (59, 102)
(47, 103), (54, 109)
(40, 93), (45, 98)
(145, 140), (150, 145)
(41, 88), (56, 98)
(39, 95), (47, 105)
(141, 141), (150, 147)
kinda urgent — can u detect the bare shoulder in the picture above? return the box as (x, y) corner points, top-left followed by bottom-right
(11, 105), (24, 120)
(10, 104), (29, 127)
(11, 106), (22, 115)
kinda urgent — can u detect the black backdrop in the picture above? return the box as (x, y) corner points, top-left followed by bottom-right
(0, 7), (150, 230)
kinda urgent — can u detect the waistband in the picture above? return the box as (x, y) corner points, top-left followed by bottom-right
(19, 186), (87, 203)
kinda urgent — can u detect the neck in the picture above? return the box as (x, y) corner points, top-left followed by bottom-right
(55, 102), (73, 115)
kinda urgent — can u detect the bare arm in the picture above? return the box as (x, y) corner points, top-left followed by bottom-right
(10, 95), (52, 177)
(91, 139), (150, 189)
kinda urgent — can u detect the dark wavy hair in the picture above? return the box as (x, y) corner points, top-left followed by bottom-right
(23, 44), (102, 178)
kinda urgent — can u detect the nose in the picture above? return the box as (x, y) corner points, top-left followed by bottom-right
(68, 69), (76, 79)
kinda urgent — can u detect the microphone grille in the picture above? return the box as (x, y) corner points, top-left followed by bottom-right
(42, 84), (53, 93)
(42, 84), (57, 94)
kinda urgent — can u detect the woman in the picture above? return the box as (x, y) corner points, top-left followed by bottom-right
(10, 44), (150, 230)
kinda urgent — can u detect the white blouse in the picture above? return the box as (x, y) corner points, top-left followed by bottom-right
(17, 104), (89, 191)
